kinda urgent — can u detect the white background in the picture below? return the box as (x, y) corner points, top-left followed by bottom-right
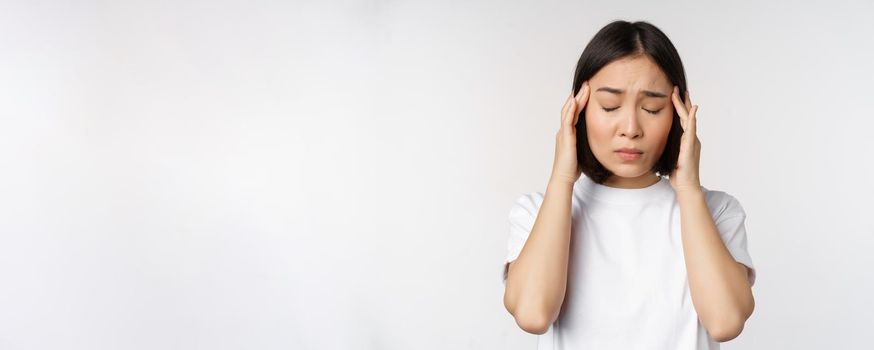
(1, 0), (872, 349)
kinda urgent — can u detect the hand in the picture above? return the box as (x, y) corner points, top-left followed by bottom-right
(550, 81), (590, 185)
(669, 86), (702, 193)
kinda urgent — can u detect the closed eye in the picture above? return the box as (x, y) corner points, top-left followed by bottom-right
(602, 106), (662, 115)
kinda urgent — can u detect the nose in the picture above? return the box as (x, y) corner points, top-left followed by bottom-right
(619, 112), (643, 139)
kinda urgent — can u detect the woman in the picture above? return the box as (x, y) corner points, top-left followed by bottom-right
(501, 20), (756, 349)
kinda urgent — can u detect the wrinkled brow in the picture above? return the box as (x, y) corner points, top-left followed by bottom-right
(596, 86), (667, 98)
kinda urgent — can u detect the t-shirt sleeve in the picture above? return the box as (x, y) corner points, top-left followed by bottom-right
(711, 194), (757, 287)
(501, 192), (544, 287)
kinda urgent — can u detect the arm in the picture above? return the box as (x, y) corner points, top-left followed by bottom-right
(677, 188), (755, 342)
(503, 178), (574, 335)
(668, 87), (754, 342)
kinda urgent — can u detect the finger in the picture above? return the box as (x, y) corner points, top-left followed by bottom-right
(672, 86), (688, 116)
(563, 93), (577, 130)
(688, 105), (698, 136)
(684, 90), (692, 112)
(575, 80), (586, 96)
(671, 86), (689, 129)
(573, 81), (589, 125)
(561, 92), (573, 126)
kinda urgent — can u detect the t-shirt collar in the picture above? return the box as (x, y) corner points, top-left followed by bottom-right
(576, 174), (674, 204)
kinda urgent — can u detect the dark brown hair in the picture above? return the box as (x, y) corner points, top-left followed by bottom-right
(572, 20), (688, 184)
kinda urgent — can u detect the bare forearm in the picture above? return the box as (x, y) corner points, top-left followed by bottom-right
(504, 179), (574, 331)
(677, 188), (754, 341)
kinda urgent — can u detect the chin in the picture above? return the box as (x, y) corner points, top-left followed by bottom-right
(604, 164), (654, 178)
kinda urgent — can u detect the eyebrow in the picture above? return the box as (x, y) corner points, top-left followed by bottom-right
(596, 86), (668, 98)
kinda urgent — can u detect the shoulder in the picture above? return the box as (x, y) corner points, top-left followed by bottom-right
(700, 186), (746, 221)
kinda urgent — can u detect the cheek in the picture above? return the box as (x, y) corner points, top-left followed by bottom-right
(643, 108), (673, 132)
(584, 106), (612, 148)
(586, 105), (610, 140)
(645, 115), (674, 153)
(652, 115), (673, 137)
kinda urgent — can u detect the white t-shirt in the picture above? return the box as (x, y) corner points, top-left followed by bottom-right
(501, 174), (756, 349)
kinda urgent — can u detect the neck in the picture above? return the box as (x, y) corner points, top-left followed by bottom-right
(602, 172), (661, 189)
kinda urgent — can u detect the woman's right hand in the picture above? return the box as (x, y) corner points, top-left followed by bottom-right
(550, 81), (590, 185)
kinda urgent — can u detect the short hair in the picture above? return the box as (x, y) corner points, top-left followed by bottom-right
(572, 20), (688, 184)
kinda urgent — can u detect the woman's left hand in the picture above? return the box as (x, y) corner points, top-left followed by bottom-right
(669, 86), (702, 193)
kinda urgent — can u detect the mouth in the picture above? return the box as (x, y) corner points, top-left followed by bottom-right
(615, 147), (643, 154)
(615, 148), (643, 161)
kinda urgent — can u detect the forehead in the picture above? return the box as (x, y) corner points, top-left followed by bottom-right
(590, 55), (670, 89)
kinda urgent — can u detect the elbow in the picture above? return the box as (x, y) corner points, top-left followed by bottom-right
(705, 293), (755, 342)
(513, 309), (553, 335)
(505, 297), (552, 335)
(503, 287), (553, 335)
(502, 274), (560, 335)
(707, 316), (746, 342)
